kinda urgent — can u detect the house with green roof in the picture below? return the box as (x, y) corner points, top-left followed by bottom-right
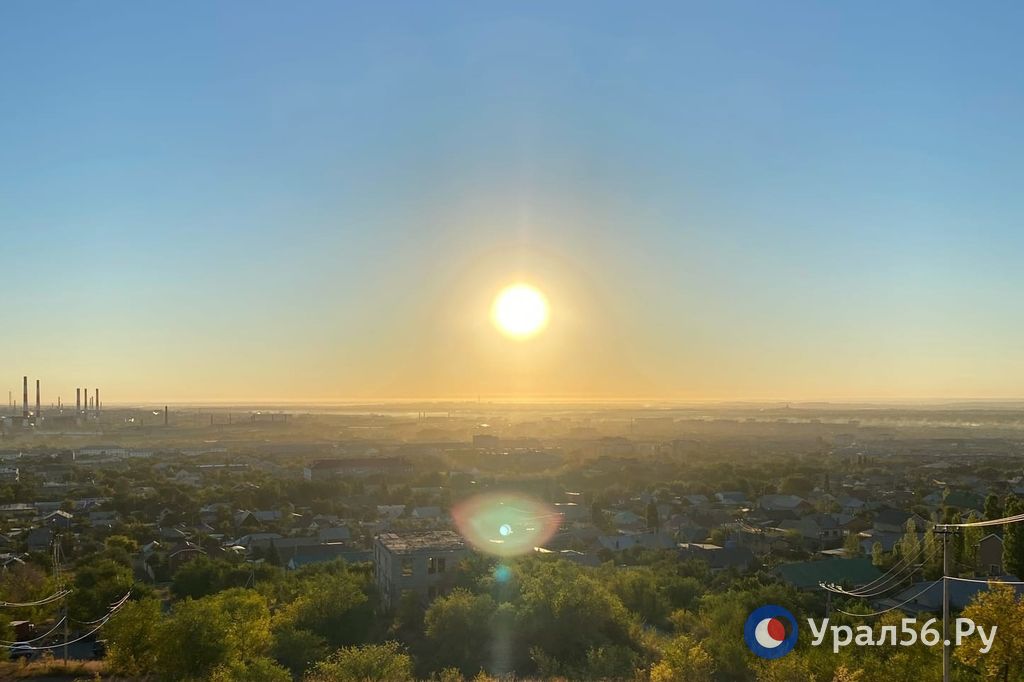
(775, 557), (882, 590)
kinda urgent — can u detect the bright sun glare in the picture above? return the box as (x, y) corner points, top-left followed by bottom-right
(491, 283), (549, 340)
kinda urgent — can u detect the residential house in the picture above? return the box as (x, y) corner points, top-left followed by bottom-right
(776, 557), (882, 590)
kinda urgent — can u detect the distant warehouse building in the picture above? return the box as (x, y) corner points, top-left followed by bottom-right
(374, 531), (468, 610)
(304, 457), (411, 482)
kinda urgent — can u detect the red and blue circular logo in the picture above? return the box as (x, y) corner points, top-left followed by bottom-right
(744, 605), (798, 659)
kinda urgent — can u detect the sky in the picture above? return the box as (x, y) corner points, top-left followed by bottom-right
(2, 1), (1024, 403)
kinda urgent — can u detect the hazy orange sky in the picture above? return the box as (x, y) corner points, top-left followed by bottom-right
(4, 3), (1024, 404)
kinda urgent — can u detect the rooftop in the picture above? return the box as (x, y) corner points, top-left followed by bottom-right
(377, 531), (466, 554)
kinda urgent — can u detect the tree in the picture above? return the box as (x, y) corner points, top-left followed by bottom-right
(645, 501), (660, 530)
(274, 569), (373, 647)
(513, 560), (642, 677)
(607, 567), (671, 626)
(871, 541), (884, 567)
(68, 558), (133, 622)
(305, 641), (413, 682)
(105, 598), (162, 675)
(956, 581), (1024, 679)
(271, 625), (328, 675)
(984, 493), (1004, 522)
(210, 657), (292, 682)
(1003, 496), (1024, 577)
(650, 634), (714, 681)
(843, 532), (862, 557)
(156, 590), (274, 680)
(171, 556), (228, 599)
(920, 526), (942, 580)
(216, 589), (274, 661)
(156, 597), (237, 680)
(424, 588), (496, 675)
(896, 518), (920, 566)
(962, 511), (983, 570)
(103, 535), (139, 566)
(780, 475), (812, 495)
(266, 540), (282, 567)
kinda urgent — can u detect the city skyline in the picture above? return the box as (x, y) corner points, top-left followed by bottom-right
(3, 2), (1024, 402)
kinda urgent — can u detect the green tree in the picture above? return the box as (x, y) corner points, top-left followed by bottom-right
(645, 501), (660, 530)
(305, 641), (413, 682)
(920, 526), (942, 580)
(271, 625), (329, 675)
(513, 560), (641, 676)
(896, 518), (920, 565)
(171, 556), (228, 599)
(68, 558), (133, 622)
(650, 634), (714, 682)
(156, 590), (274, 680)
(266, 540), (282, 567)
(210, 657), (292, 682)
(843, 532), (862, 557)
(956, 581), (1024, 679)
(962, 511), (983, 570)
(424, 589), (496, 675)
(984, 493), (1004, 521)
(105, 598), (162, 676)
(607, 567), (671, 626)
(871, 541), (884, 567)
(275, 569), (374, 647)
(1003, 496), (1024, 577)
(157, 597), (237, 680)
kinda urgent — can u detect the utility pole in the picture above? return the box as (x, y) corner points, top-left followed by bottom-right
(942, 526), (951, 682)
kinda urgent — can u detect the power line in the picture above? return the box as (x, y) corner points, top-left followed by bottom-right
(0, 589), (133, 653)
(947, 576), (1024, 586)
(71, 591), (132, 626)
(0, 617), (66, 645)
(833, 580), (941, 618)
(0, 617), (110, 652)
(824, 547), (926, 595)
(938, 512), (1024, 529)
(0, 589), (72, 608)
(822, 545), (939, 598)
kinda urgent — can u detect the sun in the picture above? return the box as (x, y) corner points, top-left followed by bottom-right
(491, 283), (549, 340)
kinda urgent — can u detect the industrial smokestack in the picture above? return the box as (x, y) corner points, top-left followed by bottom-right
(22, 376), (28, 419)
(164, 405), (169, 426)
(35, 380), (40, 420)
(76, 388), (81, 414)
(95, 388), (99, 413)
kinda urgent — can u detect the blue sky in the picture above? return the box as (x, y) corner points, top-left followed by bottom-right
(2, 2), (1023, 402)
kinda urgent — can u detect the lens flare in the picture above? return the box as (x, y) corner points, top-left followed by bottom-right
(452, 493), (561, 557)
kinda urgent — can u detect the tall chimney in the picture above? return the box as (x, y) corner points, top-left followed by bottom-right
(35, 380), (40, 420)
(22, 376), (28, 419)
(164, 405), (169, 426)
(76, 388), (81, 414)
(95, 388), (99, 413)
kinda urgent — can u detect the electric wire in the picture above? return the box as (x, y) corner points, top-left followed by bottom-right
(833, 580), (941, 618)
(822, 541), (930, 595)
(938, 512), (1024, 529)
(0, 617), (66, 645)
(821, 544), (940, 598)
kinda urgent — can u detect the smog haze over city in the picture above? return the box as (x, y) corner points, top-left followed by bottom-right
(3, 3), (1024, 682)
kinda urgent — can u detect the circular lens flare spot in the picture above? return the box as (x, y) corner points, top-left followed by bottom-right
(452, 493), (561, 557)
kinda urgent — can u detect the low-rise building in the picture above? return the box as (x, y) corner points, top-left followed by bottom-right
(304, 457), (411, 482)
(374, 531), (468, 610)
